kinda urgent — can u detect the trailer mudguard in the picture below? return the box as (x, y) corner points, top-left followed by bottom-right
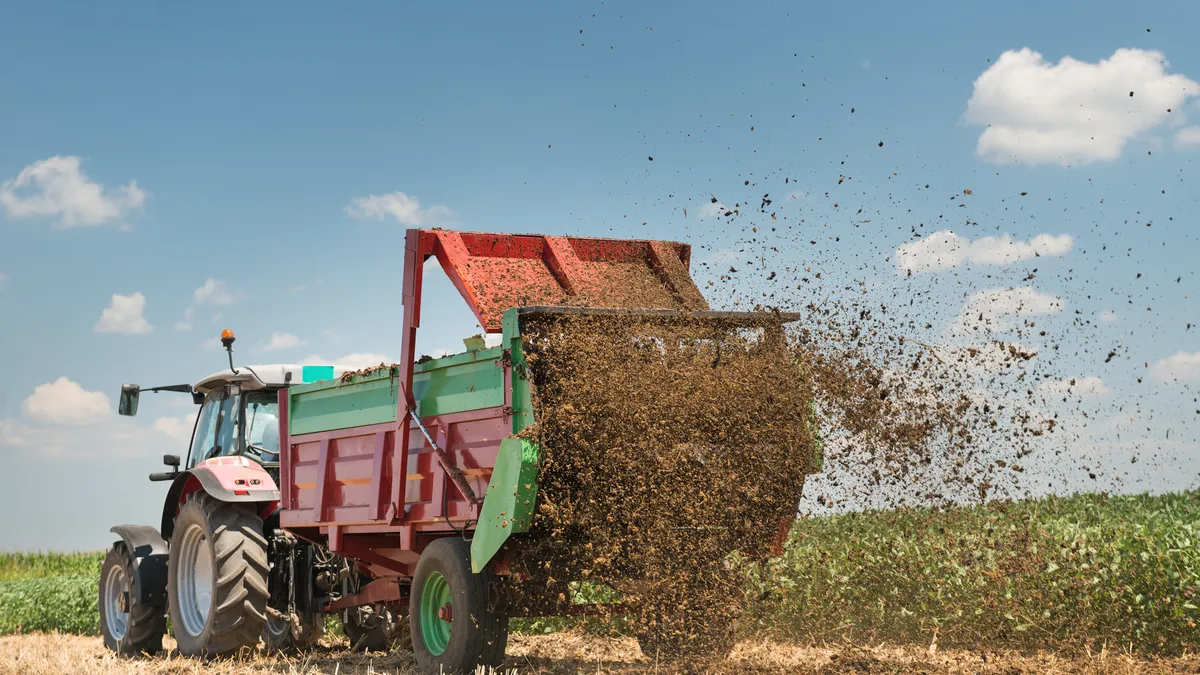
(471, 436), (540, 573)
(109, 525), (168, 605)
(160, 461), (280, 538)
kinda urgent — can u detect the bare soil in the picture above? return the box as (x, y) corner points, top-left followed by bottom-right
(2, 633), (1197, 675)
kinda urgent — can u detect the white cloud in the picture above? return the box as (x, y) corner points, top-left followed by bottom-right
(346, 191), (454, 227)
(1039, 376), (1112, 397)
(1150, 350), (1200, 382)
(694, 201), (727, 220)
(152, 413), (198, 443)
(951, 286), (1063, 334)
(192, 279), (235, 306)
(21, 377), (111, 426)
(93, 292), (152, 335)
(301, 352), (393, 369)
(966, 48), (1200, 165)
(174, 308), (193, 332)
(260, 332), (304, 352)
(0, 156), (146, 227)
(897, 230), (1073, 274)
(1100, 310), (1117, 323)
(1175, 126), (1200, 148)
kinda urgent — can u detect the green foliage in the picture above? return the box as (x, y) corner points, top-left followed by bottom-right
(0, 552), (103, 580)
(1, 491), (1196, 656)
(0, 575), (97, 635)
(743, 490), (1200, 655)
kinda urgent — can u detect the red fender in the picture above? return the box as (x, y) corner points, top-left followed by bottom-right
(160, 458), (280, 539)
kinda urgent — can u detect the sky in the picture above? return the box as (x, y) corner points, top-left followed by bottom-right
(0, 1), (1197, 550)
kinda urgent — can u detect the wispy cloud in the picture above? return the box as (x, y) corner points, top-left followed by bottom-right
(346, 191), (454, 227)
(0, 156), (145, 227)
(258, 332), (305, 352)
(897, 230), (1073, 274)
(94, 292), (152, 335)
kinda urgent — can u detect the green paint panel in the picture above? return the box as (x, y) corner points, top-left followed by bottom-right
(503, 308), (535, 434)
(301, 365), (335, 384)
(289, 369), (399, 436)
(471, 436), (540, 573)
(412, 350), (504, 417)
(287, 347), (509, 436)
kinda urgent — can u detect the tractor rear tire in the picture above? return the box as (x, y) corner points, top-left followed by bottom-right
(167, 493), (270, 657)
(99, 543), (165, 655)
(409, 537), (508, 674)
(263, 610), (324, 652)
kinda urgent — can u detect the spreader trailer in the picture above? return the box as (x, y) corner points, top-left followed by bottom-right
(102, 228), (820, 673)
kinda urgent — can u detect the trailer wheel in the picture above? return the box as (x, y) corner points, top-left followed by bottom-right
(167, 493), (269, 657)
(409, 537), (508, 674)
(99, 544), (165, 655)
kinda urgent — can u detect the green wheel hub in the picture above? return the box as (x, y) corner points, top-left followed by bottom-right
(419, 571), (452, 655)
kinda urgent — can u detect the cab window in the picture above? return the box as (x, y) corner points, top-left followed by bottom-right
(188, 393), (221, 468)
(243, 391), (280, 463)
(213, 391), (240, 459)
(188, 388), (239, 466)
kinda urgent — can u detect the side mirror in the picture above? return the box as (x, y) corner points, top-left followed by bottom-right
(118, 384), (140, 417)
(163, 454), (180, 468)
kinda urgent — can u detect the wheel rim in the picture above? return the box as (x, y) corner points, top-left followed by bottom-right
(419, 571), (452, 656)
(102, 561), (130, 640)
(176, 523), (214, 637)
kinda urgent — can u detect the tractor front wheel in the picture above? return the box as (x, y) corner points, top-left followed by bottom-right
(167, 493), (270, 657)
(409, 537), (508, 674)
(99, 544), (165, 655)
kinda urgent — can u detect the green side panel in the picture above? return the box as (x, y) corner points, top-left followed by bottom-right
(412, 348), (504, 417)
(300, 365), (335, 383)
(471, 436), (540, 573)
(502, 308), (535, 434)
(286, 347), (509, 436)
(288, 369), (399, 436)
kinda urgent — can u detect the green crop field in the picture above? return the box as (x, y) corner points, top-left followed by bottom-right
(2, 490), (1197, 655)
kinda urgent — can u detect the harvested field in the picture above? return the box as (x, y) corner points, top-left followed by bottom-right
(3, 633), (1199, 675)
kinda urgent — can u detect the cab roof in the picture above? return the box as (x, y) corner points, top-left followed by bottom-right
(194, 364), (356, 395)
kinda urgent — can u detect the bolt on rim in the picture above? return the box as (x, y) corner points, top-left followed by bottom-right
(177, 523), (214, 637)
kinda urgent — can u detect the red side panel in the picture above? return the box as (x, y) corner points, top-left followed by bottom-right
(279, 407), (506, 530)
(421, 230), (709, 332)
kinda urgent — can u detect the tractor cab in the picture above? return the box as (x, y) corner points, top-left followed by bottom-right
(189, 363), (351, 469)
(117, 329), (353, 474)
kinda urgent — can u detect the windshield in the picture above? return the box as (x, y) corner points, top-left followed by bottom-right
(243, 390), (280, 464)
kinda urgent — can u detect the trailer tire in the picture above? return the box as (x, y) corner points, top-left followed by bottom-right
(99, 544), (165, 655)
(168, 493), (270, 657)
(410, 537), (508, 673)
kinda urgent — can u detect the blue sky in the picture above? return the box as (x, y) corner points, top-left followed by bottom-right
(0, 1), (1197, 550)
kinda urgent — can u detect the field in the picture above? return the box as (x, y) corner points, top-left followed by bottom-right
(1, 490), (1197, 673)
